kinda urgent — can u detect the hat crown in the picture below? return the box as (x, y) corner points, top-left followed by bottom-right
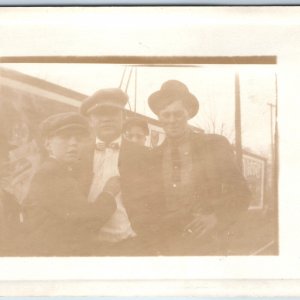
(148, 79), (199, 119)
(160, 80), (189, 94)
(80, 88), (128, 116)
(93, 88), (128, 100)
(40, 112), (88, 138)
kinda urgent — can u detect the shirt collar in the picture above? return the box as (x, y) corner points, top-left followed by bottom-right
(166, 128), (192, 147)
(96, 136), (122, 146)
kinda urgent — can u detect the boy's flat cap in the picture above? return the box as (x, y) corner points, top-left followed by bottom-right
(40, 112), (89, 138)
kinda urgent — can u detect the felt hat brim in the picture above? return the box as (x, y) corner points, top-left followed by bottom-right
(148, 88), (199, 119)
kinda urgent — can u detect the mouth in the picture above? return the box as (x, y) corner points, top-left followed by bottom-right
(167, 126), (180, 131)
(67, 150), (78, 156)
(100, 125), (114, 130)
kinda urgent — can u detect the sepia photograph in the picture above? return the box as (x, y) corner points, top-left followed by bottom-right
(0, 60), (278, 257)
(0, 5), (300, 296)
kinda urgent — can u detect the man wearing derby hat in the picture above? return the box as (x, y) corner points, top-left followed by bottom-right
(147, 80), (251, 255)
(21, 112), (118, 256)
(80, 88), (153, 255)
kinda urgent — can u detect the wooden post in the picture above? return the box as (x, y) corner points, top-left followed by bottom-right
(235, 72), (243, 173)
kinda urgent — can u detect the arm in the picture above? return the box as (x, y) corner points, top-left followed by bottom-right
(187, 135), (251, 238)
(25, 171), (116, 227)
(119, 143), (157, 235)
(209, 135), (251, 228)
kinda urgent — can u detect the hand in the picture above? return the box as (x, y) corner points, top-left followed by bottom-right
(184, 212), (218, 240)
(102, 176), (121, 197)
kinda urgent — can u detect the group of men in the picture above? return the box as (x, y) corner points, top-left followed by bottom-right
(2, 79), (251, 256)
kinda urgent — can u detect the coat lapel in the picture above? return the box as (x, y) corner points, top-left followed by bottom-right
(191, 133), (222, 203)
(118, 138), (127, 172)
(118, 138), (134, 176)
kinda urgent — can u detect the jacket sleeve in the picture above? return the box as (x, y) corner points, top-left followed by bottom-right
(119, 143), (156, 235)
(25, 171), (116, 228)
(200, 135), (251, 230)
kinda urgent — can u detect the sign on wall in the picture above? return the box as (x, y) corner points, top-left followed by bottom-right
(243, 154), (265, 209)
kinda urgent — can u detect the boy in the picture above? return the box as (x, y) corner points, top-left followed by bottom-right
(21, 112), (118, 256)
(123, 117), (149, 146)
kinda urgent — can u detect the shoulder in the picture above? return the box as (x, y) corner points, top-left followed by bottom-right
(191, 133), (234, 159)
(25, 159), (62, 200)
(36, 159), (59, 175)
(150, 138), (167, 153)
(121, 139), (150, 156)
(190, 132), (230, 145)
(32, 159), (65, 182)
(201, 133), (231, 148)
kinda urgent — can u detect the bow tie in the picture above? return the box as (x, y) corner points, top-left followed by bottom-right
(95, 142), (120, 151)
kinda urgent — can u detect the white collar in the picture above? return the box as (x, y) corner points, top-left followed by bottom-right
(96, 136), (122, 146)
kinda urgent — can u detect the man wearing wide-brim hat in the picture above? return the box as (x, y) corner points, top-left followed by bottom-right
(147, 80), (251, 255)
(80, 88), (154, 255)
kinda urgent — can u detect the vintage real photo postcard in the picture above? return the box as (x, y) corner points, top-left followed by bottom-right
(0, 5), (300, 296)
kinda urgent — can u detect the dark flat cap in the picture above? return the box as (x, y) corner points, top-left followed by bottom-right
(80, 88), (128, 116)
(123, 117), (149, 135)
(40, 112), (89, 138)
(148, 80), (199, 119)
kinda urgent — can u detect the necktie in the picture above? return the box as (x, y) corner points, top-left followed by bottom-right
(96, 142), (120, 151)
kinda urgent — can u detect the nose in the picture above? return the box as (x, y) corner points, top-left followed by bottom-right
(68, 136), (78, 145)
(167, 113), (176, 123)
(131, 136), (138, 143)
(100, 114), (114, 122)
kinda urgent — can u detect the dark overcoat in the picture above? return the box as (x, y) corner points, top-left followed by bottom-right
(79, 139), (153, 237)
(21, 158), (116, 256)
(147, 132), (251, 255)
(77, 139), (156, 255)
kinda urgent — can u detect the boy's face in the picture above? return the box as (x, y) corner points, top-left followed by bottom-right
(45, 129), (88, 164)
(125, 126), (147, 146)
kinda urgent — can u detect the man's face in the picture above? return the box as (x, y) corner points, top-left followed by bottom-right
(158, 100), (189, 139)
(45, 130), (88, 164)
(88, 106), (124, 142)
(125, 126), (147, 146)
